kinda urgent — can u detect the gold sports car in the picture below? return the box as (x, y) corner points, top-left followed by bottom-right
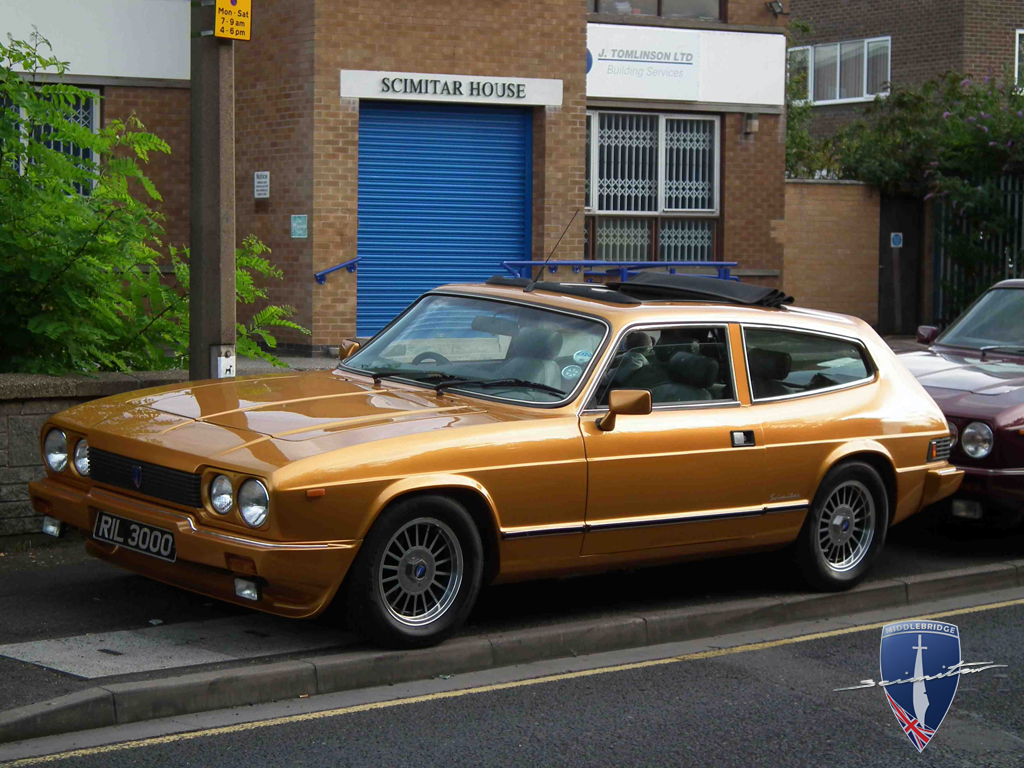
(30, 273), (962, 648)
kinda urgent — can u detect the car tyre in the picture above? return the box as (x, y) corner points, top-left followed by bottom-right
(345, 494), (483, 649)
(796, 461), (888, 591)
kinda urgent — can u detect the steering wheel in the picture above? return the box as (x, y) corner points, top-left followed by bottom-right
(412, 351), (452, 366)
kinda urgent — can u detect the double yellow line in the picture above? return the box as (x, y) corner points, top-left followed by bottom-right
(7, 597), (1023, 766)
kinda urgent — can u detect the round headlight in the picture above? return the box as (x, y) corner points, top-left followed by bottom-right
(948, 422), (959, 448)
(210, 474), (234, 514)
(238, 479), (269, 528)
(961, 422), (994, 459)
(73, 439), (90, 477)
(43, 429), (68, 472)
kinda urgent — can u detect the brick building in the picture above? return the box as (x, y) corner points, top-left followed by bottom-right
(5, 0), (788, 355)
(788, 0), (1024, 136)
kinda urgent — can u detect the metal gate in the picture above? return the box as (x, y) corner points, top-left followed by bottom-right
(933, 175), (1024, 324)
(356, 101), (533, 336)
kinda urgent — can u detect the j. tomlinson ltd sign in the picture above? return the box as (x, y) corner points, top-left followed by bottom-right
(340, 70), (563, 106)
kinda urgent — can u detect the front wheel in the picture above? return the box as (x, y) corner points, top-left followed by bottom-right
(796, 461), (888, 591)
(344, 495), (483, 649)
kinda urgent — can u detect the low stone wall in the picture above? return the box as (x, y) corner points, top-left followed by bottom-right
(0, 371), (188, 537)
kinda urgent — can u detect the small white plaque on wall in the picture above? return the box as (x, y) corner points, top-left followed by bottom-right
(254, 171), (270, 199)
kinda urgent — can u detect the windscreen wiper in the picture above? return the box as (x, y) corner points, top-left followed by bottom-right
(434, 378), (566, 397)
(980, 346), (1024, 360)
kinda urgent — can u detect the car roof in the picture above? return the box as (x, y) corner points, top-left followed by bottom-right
(432, 281), (870, 338)
(993, 279), (1024, 289)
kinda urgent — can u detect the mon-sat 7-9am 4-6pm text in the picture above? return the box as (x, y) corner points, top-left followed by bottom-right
(30, 274), (962, 649)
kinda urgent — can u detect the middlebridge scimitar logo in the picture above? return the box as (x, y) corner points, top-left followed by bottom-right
(834, 620), (1007, 752)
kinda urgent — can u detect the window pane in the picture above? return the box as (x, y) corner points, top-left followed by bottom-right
(788, 48), (810, 101)
(587, 0), (596, 10)
(597, 112), (658, 212)
(595, 217), (652, 261)
(839, 41), (865, 99)
(1019, 32), (1024, 83)
(659, 219), (715, 261)
(866, 39), (890, 94)
(664, 118), (715, 211)
(599, 326), (733, 406)
(596, 0), (658, 14)
(813, 44), (838, 101)
(744, 328), (871, 400)
(661, 0), (720, 20)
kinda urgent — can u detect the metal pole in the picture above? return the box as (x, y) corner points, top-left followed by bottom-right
(189, 0), (236, 380)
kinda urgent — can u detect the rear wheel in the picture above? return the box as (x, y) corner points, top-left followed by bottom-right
(796, 461), (888, 591)
(345, 495), (483, 649)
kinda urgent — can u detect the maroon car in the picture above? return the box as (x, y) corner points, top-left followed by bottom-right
(899, 279), (1024, 527)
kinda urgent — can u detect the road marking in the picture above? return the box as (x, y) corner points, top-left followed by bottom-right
(9, 596), (1024, 766)
(0, 615), (347, 679)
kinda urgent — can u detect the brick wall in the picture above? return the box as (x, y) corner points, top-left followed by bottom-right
(299, 0), (588, 343)
(784, 180), (880, 324)
(102, 87), (192, 252)
(0, 373), (187, 539)
(721, 113), (787, 289)
(727, 0), (787, 27)
(789, 0), (968, 137)
(964, 0), (1024, 79)
(234, 0), (317, 349)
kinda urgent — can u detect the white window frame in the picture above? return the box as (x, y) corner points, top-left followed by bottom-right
(585, 110), (720, 217)
(789, 37), (891, 106)
(1016, 30), (1024, 84)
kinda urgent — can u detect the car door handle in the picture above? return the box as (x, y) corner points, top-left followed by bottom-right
(731, 430), (756, 447)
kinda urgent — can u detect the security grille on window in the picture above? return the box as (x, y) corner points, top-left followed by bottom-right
(7, 91), (98, 193)
(585, 111), (719, 262)
(788, 38), (890, 104)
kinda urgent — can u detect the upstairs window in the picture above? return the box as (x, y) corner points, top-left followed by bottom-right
(1017, 30), (1024, 83)
(788, 38), (890, 104)
(587, 0), (721, 21)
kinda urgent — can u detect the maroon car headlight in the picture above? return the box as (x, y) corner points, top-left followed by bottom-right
(962, 422), (993, 459)
(947, 422), (959, 448)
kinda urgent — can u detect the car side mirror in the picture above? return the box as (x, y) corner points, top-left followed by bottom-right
(916, 325), (939, 345)
(338, 338), (361, 360)
(597, 389), (652, 432)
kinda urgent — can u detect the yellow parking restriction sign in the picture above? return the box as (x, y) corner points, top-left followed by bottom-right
(215, 0), (252, 41)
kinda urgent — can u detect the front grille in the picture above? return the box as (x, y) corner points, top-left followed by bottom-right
(90, 448), (203, 508)
(929, 437), (952, 463)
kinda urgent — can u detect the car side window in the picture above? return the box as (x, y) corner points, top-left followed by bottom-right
(744, 327), (872, 401)
(597, 326), (734, 407)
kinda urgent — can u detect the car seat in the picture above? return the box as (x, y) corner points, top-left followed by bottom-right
(495, 327), (564, 390)
(747, 347), (792, 399)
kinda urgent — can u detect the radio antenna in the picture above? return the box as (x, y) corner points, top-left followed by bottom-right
(525, 208), (580, 292)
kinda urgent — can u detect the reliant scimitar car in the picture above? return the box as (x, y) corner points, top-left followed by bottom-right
(30, 273), (962, 648)
(902, 279), (1024, 527)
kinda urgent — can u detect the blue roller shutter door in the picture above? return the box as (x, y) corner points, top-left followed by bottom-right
(356, 101), (533, 336)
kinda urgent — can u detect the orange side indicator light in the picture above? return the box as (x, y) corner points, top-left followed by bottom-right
(225, 553), (258, 576)
(306, 488), (326, 499)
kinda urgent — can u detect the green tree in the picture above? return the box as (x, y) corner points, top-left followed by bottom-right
(1, 33), (309, 373)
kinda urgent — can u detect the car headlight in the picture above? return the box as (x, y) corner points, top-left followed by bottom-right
(948, 421), (959, 447)
(73, 439), (90, 477)
(210, 474), (234, 514)
(961, 422), (994, 459)
(238, 479), (270, 528)
(43, 429), (68, 472)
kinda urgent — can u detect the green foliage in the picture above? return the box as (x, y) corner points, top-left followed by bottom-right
(829, 71), (1024, 316)
(0, 33), (308, 374)
(163, 235), (311, 369)
(785, 20), (840, 179)
(0, 33), (173, 373)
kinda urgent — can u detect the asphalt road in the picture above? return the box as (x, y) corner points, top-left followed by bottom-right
(6, 593), (1021, 767)
(0, 510), (1022, 714)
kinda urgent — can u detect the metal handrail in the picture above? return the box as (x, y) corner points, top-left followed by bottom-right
(501, 260), (738, 282)
(314, 257), (360, 284)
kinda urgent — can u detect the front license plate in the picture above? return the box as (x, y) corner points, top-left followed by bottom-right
(93, 511), (177, 563)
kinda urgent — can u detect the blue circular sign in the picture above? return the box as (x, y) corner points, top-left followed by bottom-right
(586, 49), (594, 74)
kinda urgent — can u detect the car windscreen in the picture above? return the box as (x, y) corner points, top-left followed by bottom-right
(937, 288), (1024, 350)
(341, 294), (607, 404)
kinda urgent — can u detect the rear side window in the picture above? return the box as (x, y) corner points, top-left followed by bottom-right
(744, 328), (872, 401)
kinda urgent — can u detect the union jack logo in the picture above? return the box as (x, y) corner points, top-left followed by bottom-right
(885, 690), (936, 752)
